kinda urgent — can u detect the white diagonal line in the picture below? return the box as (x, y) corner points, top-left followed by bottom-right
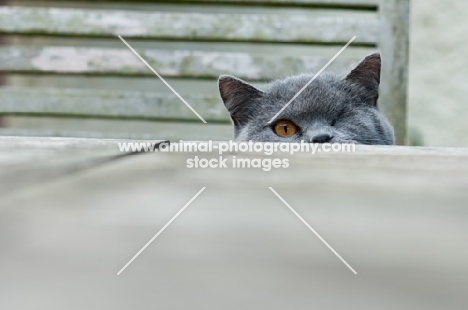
(269, 187), (357, 274)
(118, 35), (207, 124)
(117, 187), (206, 275)
(267, 36), (356, 124)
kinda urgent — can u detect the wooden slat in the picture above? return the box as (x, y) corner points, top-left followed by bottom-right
(0, 87), (230, 122)
(0, 136), (165, 152)
(0, 46), (362, 80)
(57, 0), (379, 9)
(0, 7), (378, 44)
(0, 116), (234, 140)
(0, 127), (232, 141)
(379, 0), (410, 145)
(169, 0), (379, 5)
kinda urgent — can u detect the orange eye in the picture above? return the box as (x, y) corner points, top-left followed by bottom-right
(274, 120), (297, 138)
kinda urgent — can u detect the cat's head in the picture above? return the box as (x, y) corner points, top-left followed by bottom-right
(218, 53), (395, 145)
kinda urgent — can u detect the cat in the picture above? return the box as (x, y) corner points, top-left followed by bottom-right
(218, 53), (395, 145)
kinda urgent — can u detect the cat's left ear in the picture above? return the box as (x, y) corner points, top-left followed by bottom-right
(344, 53), (381, 106)
(218, 75), (264, 126)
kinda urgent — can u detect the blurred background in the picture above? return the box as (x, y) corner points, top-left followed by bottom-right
(0, 0), (467, 146)
(408, 0), (468, 147)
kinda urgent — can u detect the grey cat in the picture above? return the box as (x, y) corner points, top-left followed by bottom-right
(218, 53), (395, 145)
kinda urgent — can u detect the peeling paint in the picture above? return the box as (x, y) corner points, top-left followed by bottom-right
(1, 46), (360, 80)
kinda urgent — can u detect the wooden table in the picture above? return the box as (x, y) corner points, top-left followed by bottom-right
(1, 137), (467, 310)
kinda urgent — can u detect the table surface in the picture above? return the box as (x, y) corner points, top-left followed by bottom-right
(1, 136), (468, 310)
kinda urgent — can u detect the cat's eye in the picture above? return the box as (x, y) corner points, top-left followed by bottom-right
(274, 120), (298, 138)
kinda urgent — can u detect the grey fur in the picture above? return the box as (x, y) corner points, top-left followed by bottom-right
(218, 53), (395, 145)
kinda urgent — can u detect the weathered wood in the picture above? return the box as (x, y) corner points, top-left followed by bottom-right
(179, 0), (379, 5)
(0, 87), (230, 122)
(0, 116), (234, 140)
(0, 137), (166, 198)
(0, 0), (5, 128)
(0, 46), (362, 80)
(59, 0), (379, 9)
(379, 0), (410, 145)
(1, 140), (468, 309)
(0, 7), (378, 45)
(0, 136), (165, 152)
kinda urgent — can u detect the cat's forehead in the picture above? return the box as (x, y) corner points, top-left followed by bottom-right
(265, 73), (342, 99)
(262, 73), (345, 115)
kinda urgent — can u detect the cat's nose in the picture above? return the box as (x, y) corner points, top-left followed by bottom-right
(312, 133), (333, 143)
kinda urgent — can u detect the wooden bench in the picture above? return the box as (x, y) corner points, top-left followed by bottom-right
(0, 0), (409, 143)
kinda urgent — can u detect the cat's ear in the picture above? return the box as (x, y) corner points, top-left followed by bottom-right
(344, 53), (381, 106)
(218, 75), (263, 126)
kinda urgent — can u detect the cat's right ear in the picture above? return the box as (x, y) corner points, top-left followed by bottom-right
(344, 53), (381, 106)
(218, 75), (263, 126)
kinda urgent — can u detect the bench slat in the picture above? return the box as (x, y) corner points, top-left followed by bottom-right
(72, 0), (379, 8)
(0, 7), (378, 44)
(0, 116), (233, 141)
(0, 46), (362, 80)
(0, 87), (230, 123)
(150, 0), (378, 6)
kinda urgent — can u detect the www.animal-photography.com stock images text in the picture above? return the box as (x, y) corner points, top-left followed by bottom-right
(1, 1), (468, 310)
